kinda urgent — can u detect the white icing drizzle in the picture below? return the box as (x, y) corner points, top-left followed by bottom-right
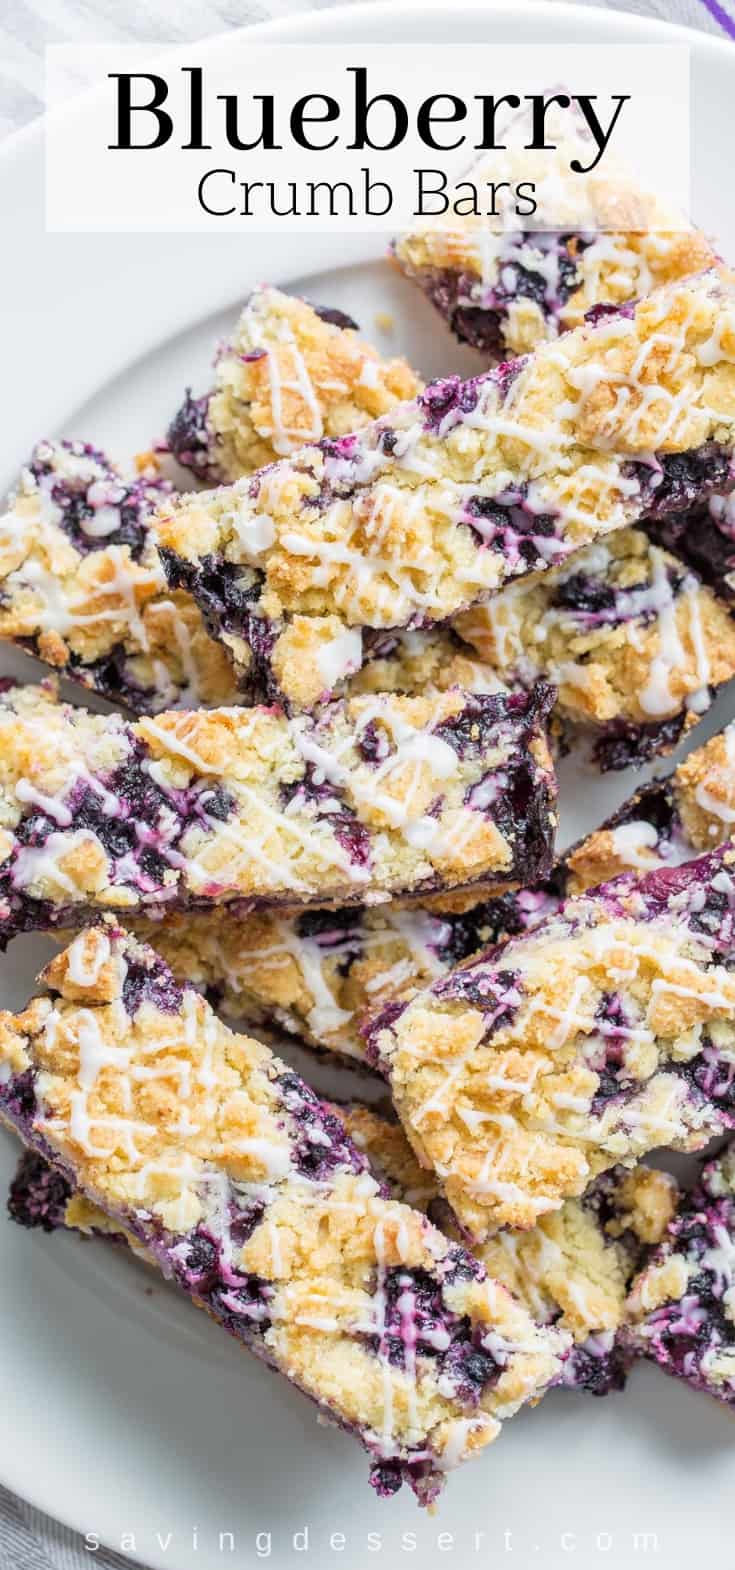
(609, 821), (660, 869)
(12, 830), (103, 896)
(66, 930), (111, 987)
(229, 291), (328, 455)
(316, 628), (363, 690)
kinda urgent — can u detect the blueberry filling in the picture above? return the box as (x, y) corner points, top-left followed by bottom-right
(433, 684), (555, 760)
(362, 999), (408, 1057)
(629, 444), (734, 519)
(305, 301), (360, 331)
(430, 882), (565, 963)
(166, 390), (215, 477)
(486, 235), (582, 314)
(588, 994), (639, 1110)
(442, 1245), (485, 1286)
(356, 720), (391, 764)
(434, 965), (521, 1034)
(584, 300), (636, 327)
(295, 907), (362, 943)
(7, 1150), (73, 1233)
(647, 504), (735, 605)
(276, 1072), (367, 1182)
(562, 1339), (631, 1397)
(0, 1067), (37, 1122)
(418, 374), (484, 433)
(411, 233), (584, 353)
(120, 954), (185, 1018)
(0, 739), (240, 937)
(462, 489), (560, 569)
(632, 1159), (735, 1397)
(591, 713), (690, 773)
(160, 550), (264, 641)
(551, 571), (616, 618)
(551, 560), (686, 627)
(600, 778), (677, 844)
(366, 1262), (503, 1399)
(68, 645), (154, 710)
(369, 1461), (404, 1498)
(429, 902), (516, 967)
(159, 549), (278, 701)
(674, 1041), (735, 1114)
(418, 268), (508, 357)
(280, 768), (371, 872)
(29, 440), (167, 562)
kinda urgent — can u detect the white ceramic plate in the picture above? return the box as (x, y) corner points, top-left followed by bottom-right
(3, 4), (735, 1566)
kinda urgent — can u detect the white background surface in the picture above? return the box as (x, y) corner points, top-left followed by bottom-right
(2, 3), (735, 1569)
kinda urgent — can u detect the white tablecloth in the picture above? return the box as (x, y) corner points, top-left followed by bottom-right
(0, 0), (732, 1562)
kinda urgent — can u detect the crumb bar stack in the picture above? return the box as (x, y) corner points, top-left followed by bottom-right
(129, 718), (735, 1069)
(155, 270), (735, 712)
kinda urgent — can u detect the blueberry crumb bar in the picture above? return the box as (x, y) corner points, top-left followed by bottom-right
(367, 845), (735, 1240)
(0, 924), (568, 1501)
(8, 1096), (676, 1399)
(0, 679), (557, 942)
(0, 441), (241, 713)
(167, 287), (421, 483)
(393, 147), (714, 358)
(155, 269), (735, 712)
(625, 1140), (735, 1407)
(455, 527), (735, 771)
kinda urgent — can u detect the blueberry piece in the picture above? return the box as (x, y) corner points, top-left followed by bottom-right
(8, 1151), (71, 1232)
(167, 390), (214, 477)
(439, 1341), (500, 1403)
(357, 719), (389, 763)
(565, 1341), (631, 1396)
(304, 301), (360, 331)
(630, 444), (733, 518)
(419, 375), (483, 432)
(121, 956), (185, 1018)
(369, 1461), (403, 1497)
(0, 1067), (37, 1121)
(585, 300), (636, 327)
